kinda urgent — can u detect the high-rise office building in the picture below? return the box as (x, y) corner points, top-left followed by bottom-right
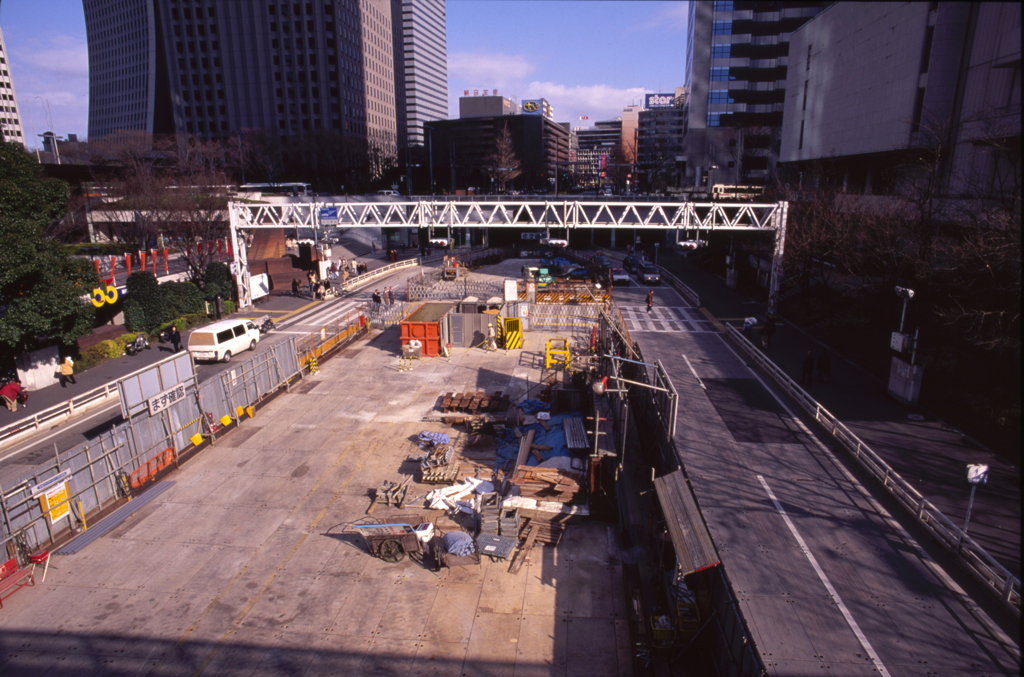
(392, 0), (447, 148)
(780, 2), (1021, 197)
(682, 0), (824, 190)
(0, 25), (27, 148)
(84, 0), (410, 147)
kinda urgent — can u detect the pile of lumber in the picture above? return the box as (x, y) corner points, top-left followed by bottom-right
(510, 466), (580, 502)
(441, 390), (509, 414)
(508, 430), (581, 502)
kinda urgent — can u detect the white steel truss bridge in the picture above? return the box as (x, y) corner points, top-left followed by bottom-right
(227, 198), (788, 311)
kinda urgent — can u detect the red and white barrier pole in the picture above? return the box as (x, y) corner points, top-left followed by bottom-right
(151, 249), (157, 275)
(140, 250), (146, 272)
(126, 254), (132, 277)
(163, 248), (169, 273)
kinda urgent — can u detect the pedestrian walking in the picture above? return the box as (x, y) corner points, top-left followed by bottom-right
(351, 259), (359, 278)
(760, 316), (776, 348)
(60, 356), (77, 387)
(371, 241), (377, 254)
(372, 289), (382, 310)
(817, 349), (832, 384)
(292, 278), (301, 297)
(387, 287), (395, 306)
(486, 323), (497, 351)
(646, 289), (654, 314)
(330, 260), (338, 279)
(306, 270), (316, 297)
(169, 325), (182, 353)
(800, 350), (815, 386)
(742, 316), (757, 340)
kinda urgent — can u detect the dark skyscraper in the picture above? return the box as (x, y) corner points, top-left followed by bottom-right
(84, 0), (417, 147)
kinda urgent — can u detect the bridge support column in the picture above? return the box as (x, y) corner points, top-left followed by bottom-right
(609, 229), (616, 249)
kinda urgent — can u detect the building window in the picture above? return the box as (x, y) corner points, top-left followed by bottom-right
(910, 87), (926, 134)
(802, 80), (808, 111)
(709, 90), (733, 104)
(710, 67), (733, 82)
(712, 21), (732, 35)
(798, 120), (805, 149)
(713, 1), (733, 11)
(707, 112), (732, 127)
(711, 44), (731, 59)
(807, 45), (811, 71)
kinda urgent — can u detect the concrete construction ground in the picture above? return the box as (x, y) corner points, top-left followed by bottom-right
(1, 252), (1019, 677)
(0, 259), (634, 676)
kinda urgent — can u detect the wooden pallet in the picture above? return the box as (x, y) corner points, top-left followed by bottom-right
(422, 462), (461, 485)
(441, 390), (508, 414)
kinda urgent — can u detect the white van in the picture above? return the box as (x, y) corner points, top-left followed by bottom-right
(377, 190), (400, 197)
(187, 319), (261, 363)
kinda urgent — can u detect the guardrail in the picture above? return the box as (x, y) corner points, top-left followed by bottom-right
(341, 257), (419, 291)
(723, 322), (1021, 617)
(0, 382), (119, 450)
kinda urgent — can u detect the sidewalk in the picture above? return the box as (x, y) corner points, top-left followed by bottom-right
(2, 248), (421, 432)
(654, 247), (1021, 580)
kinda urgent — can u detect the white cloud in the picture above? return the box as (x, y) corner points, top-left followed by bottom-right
(19, 41), (90, 78)
(448, 52), (535, 87)
(522, 82), (647, 125)
(8, 35), (90, 140)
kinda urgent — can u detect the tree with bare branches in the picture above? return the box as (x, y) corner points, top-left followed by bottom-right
(484, 124), (522, 193)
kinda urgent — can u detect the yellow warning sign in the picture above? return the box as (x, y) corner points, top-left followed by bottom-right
(40, 482), (71, 525)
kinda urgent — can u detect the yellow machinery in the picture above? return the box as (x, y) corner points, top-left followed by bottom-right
(545, 338), (570, 369)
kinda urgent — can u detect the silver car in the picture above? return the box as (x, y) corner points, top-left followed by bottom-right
(610, 267), (630, 286)
(638, 265), (661, 285)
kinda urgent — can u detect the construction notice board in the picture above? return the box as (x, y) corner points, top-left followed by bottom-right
(40, 481), (71, 525)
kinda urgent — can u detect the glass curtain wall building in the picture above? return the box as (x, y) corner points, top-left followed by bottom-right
(681, 0), (824, 190)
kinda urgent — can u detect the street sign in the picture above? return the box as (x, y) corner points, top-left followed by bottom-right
(504, 279), (518, 302)
(320, 206), (339, 226)
(967, 464), (989, 485)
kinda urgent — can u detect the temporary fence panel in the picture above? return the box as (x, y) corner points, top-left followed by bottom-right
(1, 337), (301, 555)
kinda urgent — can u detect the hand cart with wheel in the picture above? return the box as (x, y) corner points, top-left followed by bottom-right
(349, 522), (424, 563)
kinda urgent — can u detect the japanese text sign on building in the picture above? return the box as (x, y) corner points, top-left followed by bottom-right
(148, 383), (187, 416)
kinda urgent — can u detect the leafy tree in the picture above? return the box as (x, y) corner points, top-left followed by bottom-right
(0, 141), (99, 353)
(123, 271), (163, 331)
(203, 261), (233, 298)
(161, 280), (205, 318)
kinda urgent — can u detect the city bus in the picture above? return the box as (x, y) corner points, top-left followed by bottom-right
(711, 184), (764, 200)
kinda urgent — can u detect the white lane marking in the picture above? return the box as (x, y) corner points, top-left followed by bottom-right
(757, 474), (892, 677)
(681, 354), (706, 390)
(717, 334), (1019, 659)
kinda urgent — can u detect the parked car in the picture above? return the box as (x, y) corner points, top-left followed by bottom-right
(610, 267), (630, 286)
(377, 190), (400, 196)
(637, 265), (661, 285)
(564, 267), (597, 283)
(593, 255), (613, 271)
(622, 255), (643, 272)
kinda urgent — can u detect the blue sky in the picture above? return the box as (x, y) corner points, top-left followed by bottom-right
(1, 0), (688, 145)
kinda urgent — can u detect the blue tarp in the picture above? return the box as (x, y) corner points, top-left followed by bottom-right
(494, 408), (585, 471)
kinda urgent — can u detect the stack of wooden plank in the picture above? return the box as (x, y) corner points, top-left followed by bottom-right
(441, 390), (509, 414)
(519, 517), (566, 546)
(508, 430), (581, 502)
(510, 467), (580, 502)
(422, 462), (460, 484)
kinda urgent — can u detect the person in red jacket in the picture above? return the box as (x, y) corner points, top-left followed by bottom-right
(1, 381), (27, 411)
